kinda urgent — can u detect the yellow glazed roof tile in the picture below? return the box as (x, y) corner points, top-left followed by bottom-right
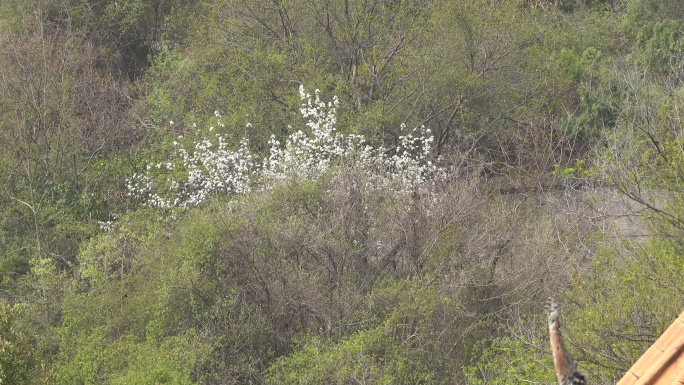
(617, 310), (684, 385)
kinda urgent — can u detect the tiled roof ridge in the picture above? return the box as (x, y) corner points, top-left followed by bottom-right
(617, 310), (684, 385)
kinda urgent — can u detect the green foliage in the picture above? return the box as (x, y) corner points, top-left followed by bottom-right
(555, 46), (618, 139)
(0, 304), (38, 384)
(622, 0), (684, 79)
(634, 20), (684, 76)
(555, 0), (613, 13)
(266, 330), (399, 385)
(55, 209), (215, 384)
(0, 0), (144, 286)
(463, 337), (555, 385)
(266, 277), (462, 384)
(67, 0), (195, 78)
(57, 328), (198, 385)
(556, 47), (603, 82)
(462, 230), (684, 383)
(144, 44), (300, 151)
(3, 0), (684, 383)
(553, 159), (593, 178)
(623, 0), (684, 40)
(559, 237), (684, 383)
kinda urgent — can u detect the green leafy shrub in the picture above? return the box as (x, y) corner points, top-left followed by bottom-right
(266, 277), (462, 384)
(0, 304), (38, 385)
(55, 209), (215, 384)
(463, 336), (555, 385)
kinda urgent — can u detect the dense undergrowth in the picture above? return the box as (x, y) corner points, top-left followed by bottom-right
(2, 0), (684, 384)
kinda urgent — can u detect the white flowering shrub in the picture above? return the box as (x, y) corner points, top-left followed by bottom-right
(262, 86), (363, 180)
(127, 111), (255, 209)
(127, 86), (442, 210)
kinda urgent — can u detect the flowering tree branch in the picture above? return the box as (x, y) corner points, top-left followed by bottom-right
(127, 85), (442, 211)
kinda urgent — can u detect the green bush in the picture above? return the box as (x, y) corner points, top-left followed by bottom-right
(266, 277), (462, 384)
(0, 304), (38, 385)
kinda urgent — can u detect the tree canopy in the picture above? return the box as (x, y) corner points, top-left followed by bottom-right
(1, 0), (684, 383)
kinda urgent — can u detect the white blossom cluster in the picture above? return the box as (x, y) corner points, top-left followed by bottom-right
(262, 86), (363, 179)
(262, 86), (441, 191)
(361, 123), (440, 192)
(127, 111), (254, 209)
(127, 85), (442, 210)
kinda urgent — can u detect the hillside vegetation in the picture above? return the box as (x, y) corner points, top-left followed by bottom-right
(2, 0), (684, 383)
